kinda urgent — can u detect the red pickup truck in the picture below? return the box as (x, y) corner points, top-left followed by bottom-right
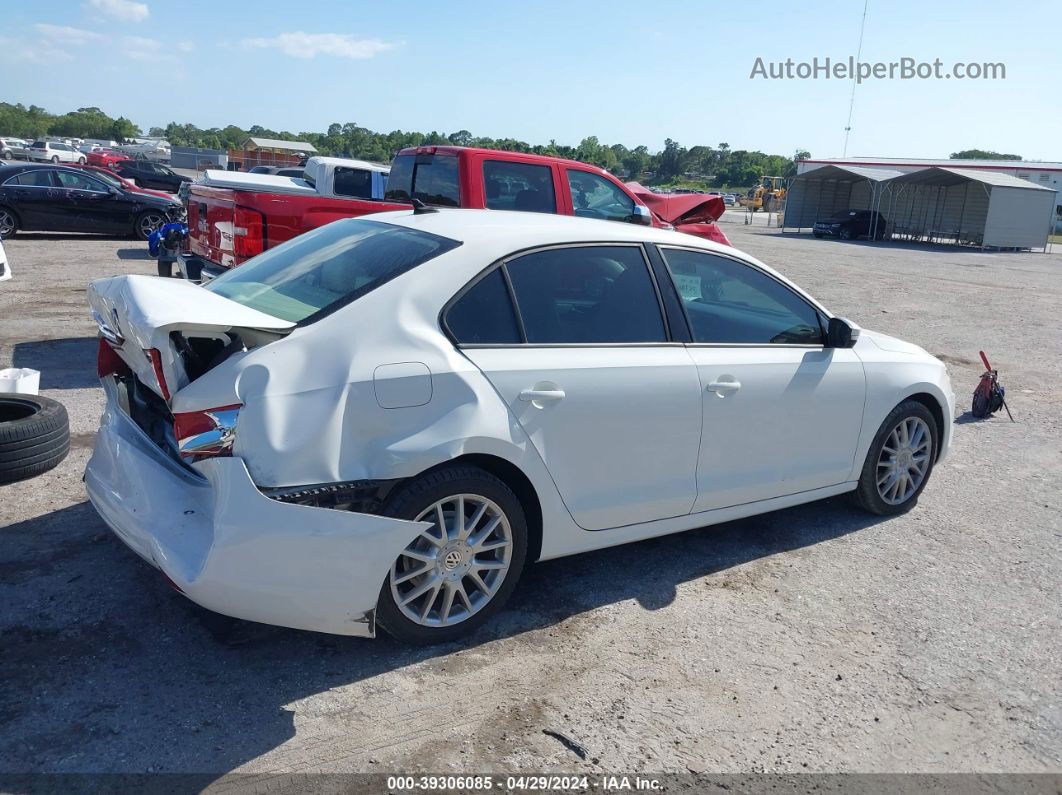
(183, 146), (728, 279)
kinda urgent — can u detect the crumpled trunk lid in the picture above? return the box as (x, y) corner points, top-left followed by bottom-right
(89, 274), (294, 402)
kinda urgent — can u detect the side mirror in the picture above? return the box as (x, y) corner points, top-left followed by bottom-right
(107, 186), (121, 197)
(826, 316), (860, 348)
(630, 204), (652, 226)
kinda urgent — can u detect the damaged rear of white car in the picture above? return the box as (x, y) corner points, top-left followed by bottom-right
(86, 210), (953, 644)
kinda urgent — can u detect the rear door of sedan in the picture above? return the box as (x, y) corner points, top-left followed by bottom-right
(2, 169), (70, 230)
(444, 242), (703, 531)
(654, 245), (866, 510)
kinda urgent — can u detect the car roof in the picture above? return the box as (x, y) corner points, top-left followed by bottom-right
(365, 207), (738, 257)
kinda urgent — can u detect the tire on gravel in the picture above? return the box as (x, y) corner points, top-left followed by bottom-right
(375, 464), (528, 644)
(0, 393), (70, 484)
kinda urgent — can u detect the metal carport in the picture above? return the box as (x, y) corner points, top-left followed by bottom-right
(885, 167), (1057, 250)
(782, 164), (901, 236)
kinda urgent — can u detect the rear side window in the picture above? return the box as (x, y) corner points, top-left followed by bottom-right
(385, 153), (460, 207)
(333, 167), (372, 198)
(506, 246), (666, 344)
(9, 170), (57, 187)
(32, 141), (46, 148)
(445, 269), (521, 344)
(205, 219), (460, 323)
(483, 160), (556, 213)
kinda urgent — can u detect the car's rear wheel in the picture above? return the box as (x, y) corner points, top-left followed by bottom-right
(375, 465), (528, 644)
(134, 211), (166, 241)
(854, 400), (938, 515)
(0, 207), (18, 237)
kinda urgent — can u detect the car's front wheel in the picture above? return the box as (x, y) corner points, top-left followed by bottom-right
(375, 465), (528, 644)
(854, 400), (938, 515)
(77, 156), (86, 164)
(839, 226), (854, 240)
(50, 155), (60, 164)
(134, 210), (166, 240)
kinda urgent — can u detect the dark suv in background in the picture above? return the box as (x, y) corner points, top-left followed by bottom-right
(114, 160), (191, 193)
(813, 209), (889, 240)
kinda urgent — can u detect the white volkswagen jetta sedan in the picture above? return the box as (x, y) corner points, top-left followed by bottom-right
(86, 209), (954, 643)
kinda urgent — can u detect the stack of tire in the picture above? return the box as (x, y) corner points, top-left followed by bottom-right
(0, 394), (70, 484)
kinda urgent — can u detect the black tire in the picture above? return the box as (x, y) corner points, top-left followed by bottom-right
(0, 206), (18, 237)
(839, 226), (854, 240)
(50, 155), (60, 164)
(0, 394), (70, 485)
(853, 399), (938, 516)
(375, 464), (528, 644)
(77, 156), (87, 165)
(134, 210), (166, 241)
(813, 231), (824, 238)
(1, 152), (11, 160)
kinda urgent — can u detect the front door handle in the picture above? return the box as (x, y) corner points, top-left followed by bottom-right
(519, 388), (565, 403)
(707, 379), (741, 396)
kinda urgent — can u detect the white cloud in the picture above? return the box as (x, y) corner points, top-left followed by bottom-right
(241, 32), (394, 60)
(123, 35), (168, 61)
(85, 0), (149, 23)
(0, 36), (73, 63)
(177, 40), (194, 52)
(34, 24), (104, 45)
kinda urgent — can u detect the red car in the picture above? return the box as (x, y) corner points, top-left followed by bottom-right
(87, 149), (130, 169)
(74, 164), (174, 201)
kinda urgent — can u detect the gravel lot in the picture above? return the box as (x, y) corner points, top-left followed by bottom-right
(0, 219), (1059, 779)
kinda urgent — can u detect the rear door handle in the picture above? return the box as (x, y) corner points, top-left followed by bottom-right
(707, 379), (741, 396)
(519, 389), (566, 403)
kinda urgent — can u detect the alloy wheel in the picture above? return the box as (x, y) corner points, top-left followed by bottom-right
(389, 493), (513, 627)
(876, 416), (932, 505)
(0, 209), (14, 236)
(138, 213), (165, 239)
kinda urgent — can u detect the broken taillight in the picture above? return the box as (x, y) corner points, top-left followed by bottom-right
(172, 405), (242, 462)
(233, 206), (265, 260)
(97, 337), (130, 379)
(144, 348), (171, 400)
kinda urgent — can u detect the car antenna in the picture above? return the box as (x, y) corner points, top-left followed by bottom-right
(410, 198), (438, 215)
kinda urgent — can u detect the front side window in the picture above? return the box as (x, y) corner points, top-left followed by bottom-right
(566, 169), (636, 223)
(445, 269), (521, 344)
(56, 171), (107, 191)
(483, 160), (556, 213)
(661, 248), (824, 345)
(205, 219), (460, 323)
(333, 167), (372, 198)
(506, 245), (666, 344)
(384, 153), (460, 207)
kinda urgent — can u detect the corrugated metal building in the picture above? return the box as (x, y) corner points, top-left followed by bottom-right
(784, 165), (1057, 250)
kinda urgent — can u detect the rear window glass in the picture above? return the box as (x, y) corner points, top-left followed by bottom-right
(204, 219), (460, 324)
(385, 153), (460, 207)
(32, 141), (46, 148)
(333, 167), (372, 198)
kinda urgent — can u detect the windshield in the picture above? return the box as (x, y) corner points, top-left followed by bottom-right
(204, 219), (460, 323)
(91, 170), (123, 188)
(385, 153), (460, 206)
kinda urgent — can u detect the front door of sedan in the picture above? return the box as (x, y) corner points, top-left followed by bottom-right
(445, 244), (703, 531)
(656, 246), (866, 511)
(53, 170), (129, 232)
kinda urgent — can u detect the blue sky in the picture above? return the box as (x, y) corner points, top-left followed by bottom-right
(2, 0), (1058, 160)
